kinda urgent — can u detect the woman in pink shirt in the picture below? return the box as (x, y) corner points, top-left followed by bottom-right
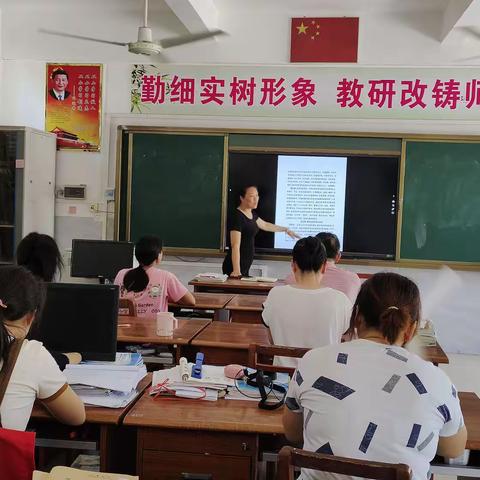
(114, 236), (195, 317)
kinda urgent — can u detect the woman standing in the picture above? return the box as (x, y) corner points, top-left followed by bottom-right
(222, 185), (299, 277)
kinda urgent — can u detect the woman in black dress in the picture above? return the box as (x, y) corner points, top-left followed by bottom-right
(222, 186), (299, 277)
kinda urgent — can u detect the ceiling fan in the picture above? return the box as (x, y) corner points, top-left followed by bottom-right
(39, 0), (225, 56)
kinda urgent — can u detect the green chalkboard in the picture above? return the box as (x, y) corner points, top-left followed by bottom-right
(400, 141), (480, 263)
(129, 133), (225, 250)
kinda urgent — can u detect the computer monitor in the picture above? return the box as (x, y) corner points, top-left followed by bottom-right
(71, 239), (134, 282)
(35, 283), (119, 361)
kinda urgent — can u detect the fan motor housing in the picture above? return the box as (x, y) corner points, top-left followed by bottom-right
(128, 41), (162, 55)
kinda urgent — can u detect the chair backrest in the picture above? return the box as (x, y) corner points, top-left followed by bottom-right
(119, 298), (137, 316)
(277, 447), (411, 480)
(248, 343), (310, 376)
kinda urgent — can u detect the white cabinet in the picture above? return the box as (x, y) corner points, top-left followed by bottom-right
(0, 127), (56, 263)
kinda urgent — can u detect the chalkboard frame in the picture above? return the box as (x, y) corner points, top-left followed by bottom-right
(114, 126), (480, 270)
(115, 128), (228, 254)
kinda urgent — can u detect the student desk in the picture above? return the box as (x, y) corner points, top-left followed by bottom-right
(189, 277), (284, 295)
(431, 392), (480, 477)
(225, 294), (267, 324)
(117, 317), (211, 363)
(124, 390), (480, 480)
(223, 296), (450, 367)
(124, 394), (284, 480)
(460, 392), (480, 451)
(169, 292), (235, 321)
(117, 316), (211, 345)
(181, 322), (272, 365)
(423, 342), (449, 366)
(30, 374), (152, 473)
(179, 321), (447, 367)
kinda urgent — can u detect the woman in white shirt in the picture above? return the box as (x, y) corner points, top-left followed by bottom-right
(0, 266), (85, 431)
(263, 236), (351, 368)
(283, 272), (467, 480)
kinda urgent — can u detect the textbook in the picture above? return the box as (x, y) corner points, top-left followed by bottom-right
(33, 466), (138, 479)
(151, 363), (233, 401)
(81, 352), (143, 367)
(195, 272), (228, 282)
(65, 352), (147, 403)
(71, 387), (139, 408)
(240, 276), (278, 283)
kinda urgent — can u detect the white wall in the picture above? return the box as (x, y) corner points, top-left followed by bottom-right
(0, 2), (479, 358)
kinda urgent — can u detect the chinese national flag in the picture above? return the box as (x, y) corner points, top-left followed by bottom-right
(290, 17), (359, 62)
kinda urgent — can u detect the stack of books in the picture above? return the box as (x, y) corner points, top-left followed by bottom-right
(194, 272), (228, 283)
(416, 322), (437, 347)
(126, 344), (174, 366)
(150, 364), (234, 401)
(65, 352), (147, 408)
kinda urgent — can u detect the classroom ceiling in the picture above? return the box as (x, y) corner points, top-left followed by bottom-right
(1, 0), (480, 64)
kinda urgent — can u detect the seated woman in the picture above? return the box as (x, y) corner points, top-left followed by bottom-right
(283, 272), (467, 480)
(114, 235), (195, 317)
(16, 232), (81, 369)
(16, 231), (63, 283)
(0, 266), (85, 431)
(262, 236), (351, 368)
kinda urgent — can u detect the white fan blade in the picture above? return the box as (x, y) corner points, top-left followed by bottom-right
(457, 26), (480, 41)
(39, 29), (127, 47)
(157, 29), (225, 49)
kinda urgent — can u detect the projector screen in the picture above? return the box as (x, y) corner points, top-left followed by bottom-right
(227, 152), (399, 260)
(274, 155), (347, 249)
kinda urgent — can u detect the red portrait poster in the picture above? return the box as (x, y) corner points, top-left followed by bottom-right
(45, 64), (102, 151)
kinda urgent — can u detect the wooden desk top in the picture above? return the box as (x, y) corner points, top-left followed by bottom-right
(31, 374), (152, 425)
(189, 278), (284, 292)
(170, 292), (235, 309)
(191, 322), (271, 350)
(225, 294), (267, 312)
(117, 317), (211, 345)
(459, 392), (480, 450)
(124, 393), (284, 434)
(124, 390), (480, 450)
(421, 342), (449, 365)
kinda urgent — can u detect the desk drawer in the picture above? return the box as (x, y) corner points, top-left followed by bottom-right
(140, 428), (256, 456)
(142, 450), (251, 480)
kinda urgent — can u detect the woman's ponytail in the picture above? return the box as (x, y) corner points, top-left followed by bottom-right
(123, 265), (149, 293)
(378, 306), (411, 344)
(123, 235), (163, 293)
(354, 273), (421, 345)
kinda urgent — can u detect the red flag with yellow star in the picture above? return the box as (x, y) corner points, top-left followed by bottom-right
(290, 17), (359, 62)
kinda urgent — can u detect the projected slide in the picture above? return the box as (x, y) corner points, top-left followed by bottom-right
(274, 155), (347, 249)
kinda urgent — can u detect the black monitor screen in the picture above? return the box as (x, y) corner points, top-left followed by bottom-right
(228, 152), (399, 260)
(35, 283), (119, 361)
(71, 239), (134, 281)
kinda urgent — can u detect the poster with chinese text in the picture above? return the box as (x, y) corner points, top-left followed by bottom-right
(45, 63), (102, 151)
(130, 64), (480, 120)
